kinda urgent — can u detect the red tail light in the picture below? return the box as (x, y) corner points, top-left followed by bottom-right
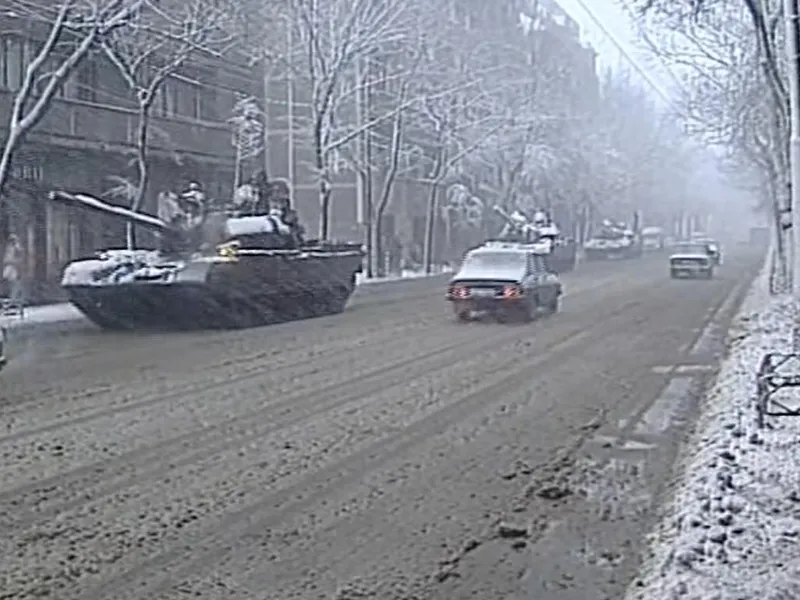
(502, 285), (522, 298)
(449, 285), (470, 298)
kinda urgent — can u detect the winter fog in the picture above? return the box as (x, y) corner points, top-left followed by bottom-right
(0, 0), (782, 598)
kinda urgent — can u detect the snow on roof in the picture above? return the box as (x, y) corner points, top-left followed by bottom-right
(625, 267), (800, 599)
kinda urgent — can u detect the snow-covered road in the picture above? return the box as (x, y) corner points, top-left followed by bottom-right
(627, 260), (800, 600)
(0, 267), (452, 333)
(0, 251), (766, 599)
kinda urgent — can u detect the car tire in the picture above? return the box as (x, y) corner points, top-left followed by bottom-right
(706, 269), (714, 279)
(547, 297), (560, 313)
(670, 270), (678, 279)
(455, 309), (470, 323)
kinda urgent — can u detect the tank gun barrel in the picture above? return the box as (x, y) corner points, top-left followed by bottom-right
(48, 190), (171, 235)
(492, 205), (527, 228)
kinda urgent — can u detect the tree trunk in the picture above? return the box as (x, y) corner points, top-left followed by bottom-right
(423, 184), (438, 275)
(313, 115), (331, 240)
(127, 99), (153, 250)
(356, 168), (374, 278)
(0, 128), (20, 201)
(318, 179), (331, 240)
(423, 151), (446, 274)
(373, 88), (407, 278)
(373, 214), (383, 278)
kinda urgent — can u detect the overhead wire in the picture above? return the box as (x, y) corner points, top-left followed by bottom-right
(614, 0), (695, 96)
(566, 0), (683, 113)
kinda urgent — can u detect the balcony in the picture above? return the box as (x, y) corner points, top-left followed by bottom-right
(0, 90), (235, 165)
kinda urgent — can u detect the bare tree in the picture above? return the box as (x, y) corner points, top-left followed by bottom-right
(411, 11), (570, 270)
(229, 94), (265, 188)
(631, 0), (790, 271)
(289, 0), (415, 240)
(0, 0), (144, 198)
(99, 0), (234, 247)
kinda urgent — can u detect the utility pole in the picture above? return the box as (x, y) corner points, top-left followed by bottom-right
(784, 0), (800, 348)
(262, 61), (271, 175)
(286, 16), (295, 187)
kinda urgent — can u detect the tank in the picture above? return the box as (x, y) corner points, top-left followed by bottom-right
(47, 183), (364, 330)
(486, 205), (577, 273)
(583, 216), (643, 261)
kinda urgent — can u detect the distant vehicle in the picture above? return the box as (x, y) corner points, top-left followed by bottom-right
(446, 241), (562, 323)
(584, 220), (642, 261)
(489, 205), (577, 273)
(641, 226), (665, 251)
(669, 241), (716, 279)
(691, 236), (722, 265)
(0, 326), (6, 372)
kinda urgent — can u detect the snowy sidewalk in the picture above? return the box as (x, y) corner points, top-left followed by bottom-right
(355, 265), (451, 286)
(626, 265), (800, 599)
(0, 303), (84, 331)
(0, 267), (451, 332)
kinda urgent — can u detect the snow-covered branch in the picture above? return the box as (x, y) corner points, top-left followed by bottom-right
(99, 0), (235, 247)
(0, 0), (146, 199)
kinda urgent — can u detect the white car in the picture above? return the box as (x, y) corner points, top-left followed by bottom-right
(669, 242), (715, 279)
(446, 241), (562, 323)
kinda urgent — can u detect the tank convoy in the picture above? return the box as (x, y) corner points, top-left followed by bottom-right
(483, 205), (577, 273)
(48, 174), (364, 330)
(584, 216), (643, 261)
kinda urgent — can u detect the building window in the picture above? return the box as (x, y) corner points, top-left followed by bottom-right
(155, 82), (177, 117)
(174, 78), (200, 119)
(198, 86), (218, 121)
(0, 37), (24, 91)
(74, 61), (98, 102)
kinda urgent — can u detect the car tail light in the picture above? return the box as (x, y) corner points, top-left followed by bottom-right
(502, 285), (522, 298)
(449, 285), (470, 298)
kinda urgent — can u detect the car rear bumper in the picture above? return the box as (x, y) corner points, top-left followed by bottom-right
(670, 264), (711, 276)
(448, 297), (523, 312)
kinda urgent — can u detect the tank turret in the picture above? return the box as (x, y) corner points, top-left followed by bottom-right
(479, 205), (575, 273)
(492, 205), (542, 243)
(49, 184), (301, 257)
(584, 216), (644, 261)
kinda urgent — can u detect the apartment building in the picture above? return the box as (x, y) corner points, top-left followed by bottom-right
(0, 12), (259, 302)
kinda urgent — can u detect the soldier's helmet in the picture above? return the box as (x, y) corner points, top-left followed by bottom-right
(251, 170), (269, 189)
(268, 178), (291, 201)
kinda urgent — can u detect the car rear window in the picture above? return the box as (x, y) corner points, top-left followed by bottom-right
(674, 244), (709, 254)
(463, 252), (527, 269)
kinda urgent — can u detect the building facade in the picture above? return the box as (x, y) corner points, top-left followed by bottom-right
(0, 16), (258, 302)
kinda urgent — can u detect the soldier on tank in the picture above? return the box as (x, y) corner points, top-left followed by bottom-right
(251, 170), (271, 215)
(268, 179), (305, 245)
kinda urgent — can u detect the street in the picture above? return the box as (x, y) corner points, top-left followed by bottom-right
(0, 250), (762, 600)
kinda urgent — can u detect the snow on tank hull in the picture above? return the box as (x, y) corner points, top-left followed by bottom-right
(584, 244), (642, 262)
(61, 246), (364, 330)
